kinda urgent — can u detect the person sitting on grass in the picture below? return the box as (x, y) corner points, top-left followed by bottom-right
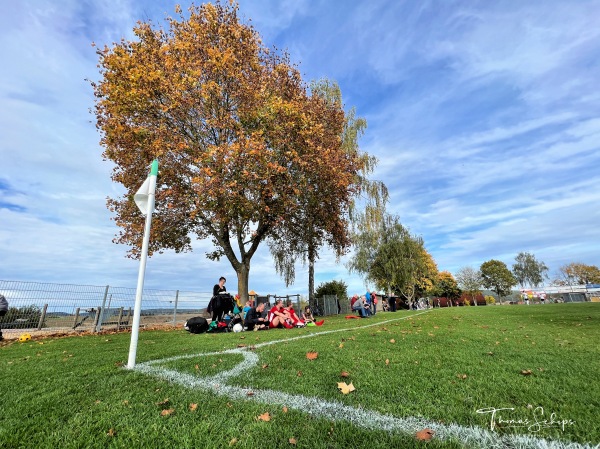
(284, 300), (303, 326)
(268, 299), (293, 329)
(301, 306), (324, 327)
(242, 299), (254, 320)
(244, 302), (268, 331)
(352, 295), (369, 318)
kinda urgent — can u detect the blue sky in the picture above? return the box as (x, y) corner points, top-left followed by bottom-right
(2, 0), (600, 296)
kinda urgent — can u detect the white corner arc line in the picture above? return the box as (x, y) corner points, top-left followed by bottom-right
(133, 311), (596, 449)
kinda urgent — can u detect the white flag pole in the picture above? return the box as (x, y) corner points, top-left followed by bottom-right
(127, 159), (159, 369)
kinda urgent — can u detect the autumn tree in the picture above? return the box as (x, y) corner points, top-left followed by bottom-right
(480, 259), (516, 300)
(92, 3), (362, 301)
(511, 252), (548, 288)
(431, 271), (461, 301)
(267, 79), (384, 301)
(455, 266), (482, 305)
(555, 262), (600, 285)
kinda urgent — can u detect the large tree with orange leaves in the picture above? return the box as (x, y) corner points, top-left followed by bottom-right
(92, 2), (362, 301)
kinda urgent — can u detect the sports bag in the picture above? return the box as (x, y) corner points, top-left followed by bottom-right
(184, 316), (209, 334)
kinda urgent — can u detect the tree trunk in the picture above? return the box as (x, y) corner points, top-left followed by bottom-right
(236, 262), (250, 303)
(308, 255), (315, 303)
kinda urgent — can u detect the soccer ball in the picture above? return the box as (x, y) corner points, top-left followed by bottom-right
(232, 323), (243, 333)
(19, 333), (32, 343)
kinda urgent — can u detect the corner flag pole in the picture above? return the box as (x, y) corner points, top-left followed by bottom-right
(127, 159), (159, 369)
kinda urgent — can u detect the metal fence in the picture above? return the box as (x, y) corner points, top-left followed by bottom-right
(0, 279), (212, 338)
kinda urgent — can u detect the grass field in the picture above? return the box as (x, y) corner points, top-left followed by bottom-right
(1, 303), (598, 448)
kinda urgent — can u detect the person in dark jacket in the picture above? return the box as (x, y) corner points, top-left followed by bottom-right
(0, 294), (8, 341)
(244, 302), (268, 331)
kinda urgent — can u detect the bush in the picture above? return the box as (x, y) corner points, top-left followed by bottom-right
(485, 295), (496, 305)
(0, 305), (42, 329)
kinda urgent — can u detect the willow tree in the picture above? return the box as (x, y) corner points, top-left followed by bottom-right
(269, 79), (388, 301)
(93, 3), (362, 301)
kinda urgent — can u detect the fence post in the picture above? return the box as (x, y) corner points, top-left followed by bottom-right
(96, 286), (110, 332)
(93, 306), (101, 331)
(72, 308), (80, 329)
(117, 307), (124, 330)
(37, 304), (48, 330)
(172, 290), (179, 326)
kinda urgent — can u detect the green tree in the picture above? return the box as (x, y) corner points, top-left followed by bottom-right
(351, 214), (437, 302)
(512, 252), (549, 288)
(480, 259), (517, 299)
(314, 280), (348, 305)
(93, 3), (364, 302)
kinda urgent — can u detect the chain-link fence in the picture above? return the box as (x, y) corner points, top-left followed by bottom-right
(311, 295), (351, 316)
(0, 280), (311, 339)
(0, 280), (212, 339)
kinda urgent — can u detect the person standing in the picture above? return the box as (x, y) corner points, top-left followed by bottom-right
(0, 294), (8, 341)
(213, 277), (227, 296)
(208, 276), (228, 322)
(371, 291), (377, 315)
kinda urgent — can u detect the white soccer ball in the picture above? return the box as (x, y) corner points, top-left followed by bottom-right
(232, 323), (243, 333)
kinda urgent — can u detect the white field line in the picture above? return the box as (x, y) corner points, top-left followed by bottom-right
(133, 311), (597, 449)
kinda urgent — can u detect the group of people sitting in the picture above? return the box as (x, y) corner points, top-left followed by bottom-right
(244, 298), (323, 331)
(350, 291), (378, 317)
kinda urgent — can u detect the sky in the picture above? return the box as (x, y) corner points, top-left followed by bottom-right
(2, 0), (600, 297)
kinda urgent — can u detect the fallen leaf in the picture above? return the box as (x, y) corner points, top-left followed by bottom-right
(389, 339), (396, 344)
(122, 400), (129, 405)
(339, 343), (344, 349)
(297, 371), (303, 377)
(337, 382), (356, 394)
(283, 406), (288, 413)
(161, 409), (175, 416)
(107, 428), (116, 437)
(257, 412), (271, 421)
(340, 371), (349, 378)
(247, 391), (255, 396)
(239, 336), (245, 339)
(385, 359), (390, 366)
(520, 369), (533, 376)
(189, 403), (198, 411)
(457, 374), (467, 379)
(237, 344), (246, 348)
(262, 364), (269, 369)
(306, 352), (319, 360)
(195, 364), (200, 370)
(226, 402), (233, 408)
(289, 437), (297, 445)
(416, 428), (435, 441)
(229, 437), (238, 446)
(277, 355), (282, 360)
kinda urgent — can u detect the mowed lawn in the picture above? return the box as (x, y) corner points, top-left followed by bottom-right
(0, 303), (598, 448)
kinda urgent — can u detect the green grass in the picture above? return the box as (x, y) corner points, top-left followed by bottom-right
(1, 304), (598, 448)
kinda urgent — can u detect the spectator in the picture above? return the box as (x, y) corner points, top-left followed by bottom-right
(352, 295), (369, 318)
(371, 291), (378, 315)
(0, 294), (8, 341)
(244, 302), (268, 331)
(284, 300), (303, 326)
(242, 299), (254, 320)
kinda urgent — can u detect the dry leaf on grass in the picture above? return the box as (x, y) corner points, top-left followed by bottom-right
(339, 343), (344, 349)
(306, 352), (319, 360)
(262, 364), (269, 369)
(107, 428), (116, 437)
(289, 437), (297, 445)
(385, 359), (390, 366)
(229, 437), (238, 446)
(389, 339), (396, 344)
(457, 374), (467, 379)
(161, 409), (175, 416)
(297, 371), (303, 377)
(521, 369), (533, 375)
(257, 412), (271, 422)
(189, 403), (198, 411)
(337, 382), (356, 394)
(246, 391), (255, 396)
(340, 371), (349, 378)
(283, 406), (289, 413)
(416, 428), (435, 441)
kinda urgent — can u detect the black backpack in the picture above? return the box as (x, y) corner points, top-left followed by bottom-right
(184, 317), (209, 334)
